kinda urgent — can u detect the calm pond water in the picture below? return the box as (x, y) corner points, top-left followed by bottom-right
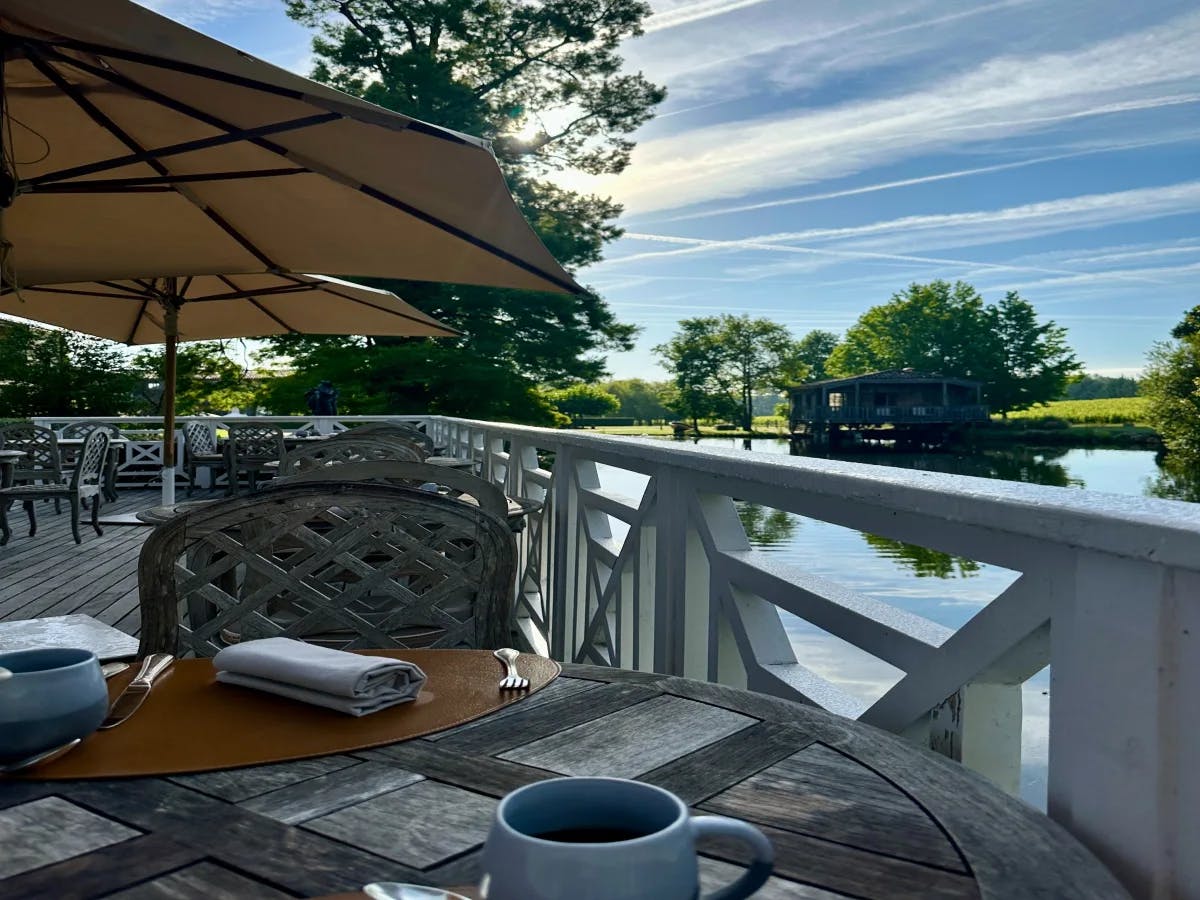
(595, 439), (1177, 808)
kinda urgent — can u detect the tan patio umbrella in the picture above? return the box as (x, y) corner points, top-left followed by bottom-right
(0, 0), (580, 294)
(0, 273), (460, 502)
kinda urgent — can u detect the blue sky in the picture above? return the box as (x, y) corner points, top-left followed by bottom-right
(145, 0), (1200, 380)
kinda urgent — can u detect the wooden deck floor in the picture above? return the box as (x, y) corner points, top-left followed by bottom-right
(0, 490), (171, 638)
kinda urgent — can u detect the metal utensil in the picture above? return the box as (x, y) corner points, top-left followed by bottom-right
(101, 661), (130, 679)
(493, 647), (529, 691)
(0, 738), (82, 774)
(99, 653), (174, 729)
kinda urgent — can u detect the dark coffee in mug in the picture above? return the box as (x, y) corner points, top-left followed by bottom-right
(531, 826), (648, 843)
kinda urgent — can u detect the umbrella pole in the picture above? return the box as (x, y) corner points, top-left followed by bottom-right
(161, 300), (179, 505)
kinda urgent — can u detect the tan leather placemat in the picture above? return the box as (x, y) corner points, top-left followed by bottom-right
(19, 650), (558, 780)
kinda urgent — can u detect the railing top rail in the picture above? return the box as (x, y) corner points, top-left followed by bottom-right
(435, 415), (1200, 571)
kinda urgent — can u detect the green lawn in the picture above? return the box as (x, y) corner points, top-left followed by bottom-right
(999, 397), (1150, 425)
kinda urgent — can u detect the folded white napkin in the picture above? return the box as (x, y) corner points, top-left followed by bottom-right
(213, 637), (426, 717)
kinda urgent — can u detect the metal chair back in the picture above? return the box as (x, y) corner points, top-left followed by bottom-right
(136, 482), (516, 657)
(280, 435), (424, 476)
(0, 423), (63, 479)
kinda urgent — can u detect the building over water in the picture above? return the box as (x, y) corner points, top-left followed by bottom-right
(787, 368), (988, 447)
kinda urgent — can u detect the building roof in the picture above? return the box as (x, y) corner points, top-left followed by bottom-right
(789, 369), (983, 391)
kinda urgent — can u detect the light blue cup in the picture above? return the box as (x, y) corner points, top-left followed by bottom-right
(480, 777), (774, 900)
(0, 648), (108, 763)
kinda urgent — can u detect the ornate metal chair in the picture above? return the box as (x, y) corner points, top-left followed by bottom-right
(278, 435), (425, 477)
(183, 422), (226, 495)
(0, 429), (109, 545)
(224, 423), (285, 495)
(136, 482), (516, 657)
(273, 459), (509, 521)
(345, 422), (436, 455)
(0, 423), (66, 513)
(58, 423), (122, 502)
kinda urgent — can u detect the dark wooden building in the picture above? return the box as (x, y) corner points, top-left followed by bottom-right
(788, 369), (988, 447)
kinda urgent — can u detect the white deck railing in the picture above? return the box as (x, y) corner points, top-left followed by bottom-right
(27, 413), (1200, 898)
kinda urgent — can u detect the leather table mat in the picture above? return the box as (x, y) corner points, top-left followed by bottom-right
(17, 650), (559, 780)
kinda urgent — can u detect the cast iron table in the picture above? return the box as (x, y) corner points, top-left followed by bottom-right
(0, 664), (1127, 899)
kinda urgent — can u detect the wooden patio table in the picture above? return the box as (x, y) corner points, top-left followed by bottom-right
(0, 663), (1127, 899)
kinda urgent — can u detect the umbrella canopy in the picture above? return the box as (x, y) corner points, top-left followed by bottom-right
(0, 273), (460, 503)
(0, 273), (459, 343)
(0, 0), (579, 294)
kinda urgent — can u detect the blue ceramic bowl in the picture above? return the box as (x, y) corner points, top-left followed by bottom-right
(0, 648), (108, 763)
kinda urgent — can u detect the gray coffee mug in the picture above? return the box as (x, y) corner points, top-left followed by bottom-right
(0, 648), (108, 763)
(480, 777), (773, 900)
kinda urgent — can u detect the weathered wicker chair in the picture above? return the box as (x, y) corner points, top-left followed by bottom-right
(136, 482), (516, 658)
(59, 422), (121, 440)
(0, 423), (66, 513)
(224, 423), (285, 495)
(344, 422), (435, 455)
(273, 459), (509, 521)
(183, 422), (226, 495)
(278, 434), (425, 477)
(0, 429), (109, 545)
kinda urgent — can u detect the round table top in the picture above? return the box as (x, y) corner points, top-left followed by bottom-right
(0, 661), (1126, 899)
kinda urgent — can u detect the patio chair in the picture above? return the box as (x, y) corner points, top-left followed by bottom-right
(0, 423), (66, 513)
(59, 422), (121, 440)
(278, 434), (425, 477)
(0, 429), (109, 545)
(345, 421), (436, 455)
(183, 422), (226, 496)
(272, 459), (509, 520)
(224, 423), (285, 495)
(136, 481), (516, 657)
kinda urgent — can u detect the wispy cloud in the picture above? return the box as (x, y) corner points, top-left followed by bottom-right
(649, 135), (1195, 224)
(137, 0), (269, 26)
(567, 9), (1200, 213)
(643, 0), (778, 33)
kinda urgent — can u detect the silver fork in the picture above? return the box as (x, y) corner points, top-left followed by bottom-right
(493, 647), (529, 691)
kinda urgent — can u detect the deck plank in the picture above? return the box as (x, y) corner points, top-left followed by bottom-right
(0, 491), (156, 629)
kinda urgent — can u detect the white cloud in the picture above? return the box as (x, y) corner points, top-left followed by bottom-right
(643, 0), (778, 33)
(568, 9), (1200, 213)
(136, 0), (269, 26)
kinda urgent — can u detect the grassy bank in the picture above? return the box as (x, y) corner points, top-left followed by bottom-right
(1000, 397), (1150, 425)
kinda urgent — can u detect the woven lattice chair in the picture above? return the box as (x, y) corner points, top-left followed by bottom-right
(0, 423), (66, 513)
(59, 422), (121, 440)
(273, 459), (509, 520)
(345, 422), (435, 454)
(136, 482), (516, 658)
(279, 435), (425, 477)
(184, 422), (226, 496)
(224, 423), (285, 495)
(0, 429), (109, 545)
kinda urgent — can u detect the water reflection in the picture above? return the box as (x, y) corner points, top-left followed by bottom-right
(862, 534), (982, 579)
(736, 502), (798, 546)
(1145, 454), (1200, 502)
(814, 446), (1081, 489)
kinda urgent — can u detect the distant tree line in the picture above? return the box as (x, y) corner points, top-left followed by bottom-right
(1063, 375), (1139, 400)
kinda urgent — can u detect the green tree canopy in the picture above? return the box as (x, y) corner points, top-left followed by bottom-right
(827, 281), (1080, 415)
(0, 324), (139, 417)
(132, 342), (258, 415)
(278, 0), (665, 421)
(1064, 374), (1140, 400)
(795, 330), (840, 382)
(1143, 307), (1200, 466)
(600, 378), (674, 421)
(655, 315), (806, 430)
(546, 383), (620, 419)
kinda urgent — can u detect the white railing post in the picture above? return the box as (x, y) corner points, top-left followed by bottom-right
(1048, 552), (1199, 898)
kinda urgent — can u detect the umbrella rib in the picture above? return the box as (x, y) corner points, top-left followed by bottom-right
(35, 43), (582, 295)
(276, 274), (462, 335)
(127, 298), (151, 344)
(216, 274), (297, 333)
(29, 36), (474, 148)
(26, 113), (336, 187)
(31, 169), (306, 192)
(24, 48), (282, 272)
